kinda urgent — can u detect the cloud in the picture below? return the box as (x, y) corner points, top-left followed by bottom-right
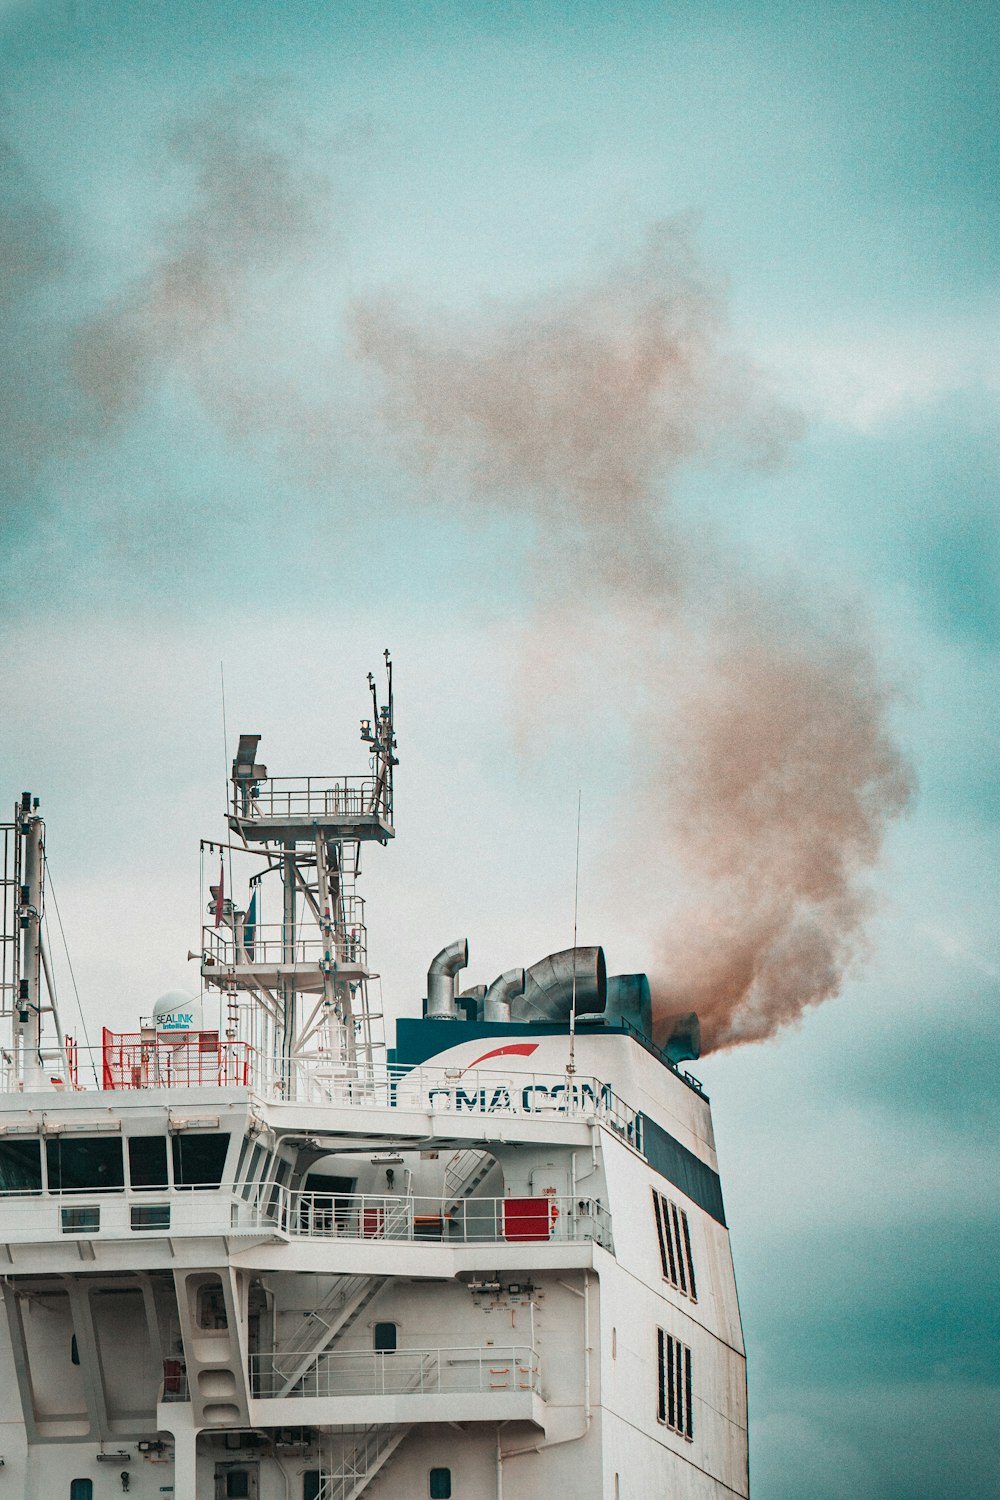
(770, 320), (1000, 432)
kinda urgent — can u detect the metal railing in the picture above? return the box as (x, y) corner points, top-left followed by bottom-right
(4, 1045), (645, 1151)
(0, 1187), (270, 1243)
(250, 1188), (612, 1249)
(202, 918), (368, 971)
(0, 1182), (613, 1251)
(231, 776), (390, 825)
(250, 1344), (540, 1400)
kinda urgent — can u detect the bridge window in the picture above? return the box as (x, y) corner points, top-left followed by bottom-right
(172, 1132), (230, 1189)
(70, 1482), (93, 1500)
(652, 1190), (697, 1300)
(128, 1135), (168, 1190)
(131, 1202), (170, 1230)
(0, 1136), (41, 1194)
(46, 1136), (123, 1193)
(657, 1328), (693, 1439)
(373, 1322), (397, 1352)
(429, 1470), (452, 1499)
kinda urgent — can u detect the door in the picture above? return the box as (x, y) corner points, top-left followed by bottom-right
(214, 1462), (259, 1499)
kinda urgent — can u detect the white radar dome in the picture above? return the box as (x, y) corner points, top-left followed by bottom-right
(153, 991), (202, 1031)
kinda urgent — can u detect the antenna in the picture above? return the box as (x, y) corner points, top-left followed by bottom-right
(567, 789), (582, 1078)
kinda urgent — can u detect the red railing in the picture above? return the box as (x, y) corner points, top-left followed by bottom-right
(101, 1028), (253, 1090)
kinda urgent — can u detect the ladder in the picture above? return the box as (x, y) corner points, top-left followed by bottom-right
(0, 820), (21, 1027)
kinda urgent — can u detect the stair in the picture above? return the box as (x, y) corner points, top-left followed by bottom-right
(444, 1149), (493, 1207)
(273, 1274), (387, 1397)
(319, 1423), (413, 1500)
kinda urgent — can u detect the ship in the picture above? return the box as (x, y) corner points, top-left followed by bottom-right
(0, 656), (748, 1500)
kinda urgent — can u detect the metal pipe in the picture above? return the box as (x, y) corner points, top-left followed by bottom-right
(482, 968), (525, 1023)
(426, 939), (469, 1020)
(511, 946), (607, 1022)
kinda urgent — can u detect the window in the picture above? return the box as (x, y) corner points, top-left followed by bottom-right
(131, 1202), (170, 1231)
(302, 1476), (322, 1500)
(61, 1205), (100, 1234)
(70, 1482), (93, 1500)
(373, 1322), (397, 1352)
(226, 1472), (250, 1499)
(652, 1190), (697, 1299)
(656, 1329), (693, 1439)
(0, 1137), (42, 1194)
(429, 1470), (452, 1499)
(70, 1334), (80, 1365)
(128, 1135), (168, 1190)
(197, 1277), (229, 1330)
(47, 1136), (124, 1192)
(172, 1132), (230, 1189)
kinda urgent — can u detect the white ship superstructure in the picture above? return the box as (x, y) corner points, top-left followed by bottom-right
(0, 661), (747, 1500)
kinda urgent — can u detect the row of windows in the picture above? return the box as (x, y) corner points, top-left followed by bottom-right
(0, 1133), (231, 1194)
(657, 1328), (693, 1439)
(652, 1189), (697, 1299)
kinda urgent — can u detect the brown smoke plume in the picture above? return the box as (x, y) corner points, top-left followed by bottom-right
(351, 226), (913, 1051)
(71, 85), (336, 434)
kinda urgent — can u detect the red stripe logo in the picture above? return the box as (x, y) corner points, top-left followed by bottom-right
(463, 1042), (539, 1073)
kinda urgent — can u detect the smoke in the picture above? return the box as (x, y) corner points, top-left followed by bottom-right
(0, 128), (71, 520)
(353, 222), (796, 591)
(645, 606), (914, 1049)
(71, 85), (338, 437)
(351, 226), (914, 1051)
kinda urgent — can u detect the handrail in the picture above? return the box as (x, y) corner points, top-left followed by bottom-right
(247, 1188), (613, 1249)
(0, 1184), (613, 1252)
(0, 1047), (646, 1151)
(249, 1343), (540, 1399)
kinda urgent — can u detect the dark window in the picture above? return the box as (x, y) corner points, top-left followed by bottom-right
(172, 1132), (229, 1189)
(373, 1322), (397, 1352)
(70, 1482), (93, 1500)
(226, 1472), (250, 1499)
(46, 1136), (124, 1192)
(70, 1334), (79, 1365)
(0, 1137), (42, 1194)
(429, 1469), (452, 1499)
(129, 1135), (168, 1189)
(61, 1205), (100, 1234)
(131, 1202), (170, 1231)
(302, 1474), (322, 1500)
(652, 1190), (697, 1300)
(240, 1143), (264, 1201)
(197, 1278), (228, 1330)
(656, 1328), (693, 1439)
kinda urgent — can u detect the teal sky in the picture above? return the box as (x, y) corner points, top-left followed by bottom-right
(1, 3), (997, 1496)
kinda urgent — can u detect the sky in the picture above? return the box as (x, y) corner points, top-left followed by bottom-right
(0, 1), (997, 1495)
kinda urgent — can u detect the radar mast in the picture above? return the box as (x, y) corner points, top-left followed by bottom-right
(201, 654), (398, 1095)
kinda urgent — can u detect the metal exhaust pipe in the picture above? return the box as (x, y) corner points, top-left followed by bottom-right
(426, 939), (469, 1020)
(511, 946), (607, 1022)
(482, 968), (526, 1023)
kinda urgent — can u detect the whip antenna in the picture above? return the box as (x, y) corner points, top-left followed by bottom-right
(568, 788), (582, 1078)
